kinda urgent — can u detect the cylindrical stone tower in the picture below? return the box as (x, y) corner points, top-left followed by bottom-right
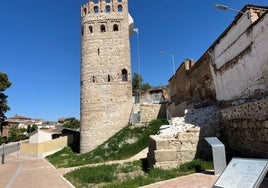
(80, 0), (134, 153)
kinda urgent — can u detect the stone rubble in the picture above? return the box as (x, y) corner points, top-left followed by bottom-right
(158, 106), (220, 137)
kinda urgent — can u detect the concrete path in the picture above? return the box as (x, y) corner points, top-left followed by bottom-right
(0, 153), (72, 188)
(1, 151), (268, 188)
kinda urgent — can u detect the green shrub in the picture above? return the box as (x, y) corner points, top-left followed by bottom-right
(47, 119), (168, 168)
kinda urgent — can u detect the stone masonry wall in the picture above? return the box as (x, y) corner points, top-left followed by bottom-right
(221, 98), (268, 158)
(140, 104), (166, 123)
(148, 125), (222, 169)
(80, 0), (133, 153)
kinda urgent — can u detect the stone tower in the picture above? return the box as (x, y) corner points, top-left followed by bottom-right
(80, 0), (134, 153)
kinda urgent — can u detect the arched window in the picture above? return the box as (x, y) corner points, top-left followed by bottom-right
(122, 69), (128, 81)
(113, 24), (119, 31)
(106, 6), (111, 13)
(118, 5), (123, 12)
(94, 6), (99, 13)
(108, 75), (111, 82)
(83, 8), (87, 15)
(89, 25), (93, 33)
(100, 25), (106, 32)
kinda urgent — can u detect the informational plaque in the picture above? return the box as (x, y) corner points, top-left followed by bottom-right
(213, 158), (268, 188)
(205, 137), (226, 175)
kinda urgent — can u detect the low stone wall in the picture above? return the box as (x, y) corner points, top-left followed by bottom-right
(140, 103), (166, 123)
(148, 124), (222, 169)
(20, 136), (70, 158)
(222, 98), (268, 158)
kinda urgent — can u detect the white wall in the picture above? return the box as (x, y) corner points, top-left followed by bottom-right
(211, 12), (268, 100)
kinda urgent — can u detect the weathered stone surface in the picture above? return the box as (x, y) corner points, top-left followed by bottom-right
(155, 150), (177, 162)
(80, 0), (133, 153)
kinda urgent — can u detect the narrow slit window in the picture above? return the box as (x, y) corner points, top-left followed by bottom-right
(93, 76), (96, 83)
(98, 48), (100, 55)
(89, 25), (93, 33)
(84, 8), (87, 15)
(108, 75), (111, 82)
(81, 26), (84, 36)
(122, 69), (128, 81)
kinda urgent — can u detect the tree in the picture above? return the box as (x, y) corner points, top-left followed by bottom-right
(63, 118), (80, 129)
(132, 73), (152, 96)
(0, 72), (11, 121)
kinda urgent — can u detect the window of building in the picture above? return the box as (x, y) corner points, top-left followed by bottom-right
(121, 69), (128, 81)
(98, 48), (100, 55)
(94, 6), (99, 13)
(100, 25), (106, 32)
(113, 24), (119, 31)
(81, 26), (84, 36)
(108, 75), (111, 82)
(106, 5), (111, 13)
(89, 25), (93, 33)
(93, 76), (96, 83)
(83, 8), (87, 15)
(118, 5), (123, 12)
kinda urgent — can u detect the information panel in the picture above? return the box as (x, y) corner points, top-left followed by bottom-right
(213, 158), (268, 188)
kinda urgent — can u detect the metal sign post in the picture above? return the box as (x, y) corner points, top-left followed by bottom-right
(205, 137), (226, 175)
(1, 143), (5, 164)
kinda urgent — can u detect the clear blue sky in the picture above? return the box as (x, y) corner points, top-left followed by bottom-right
(1, 0), (266, 121)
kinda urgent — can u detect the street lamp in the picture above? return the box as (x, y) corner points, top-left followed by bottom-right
(160, 51), (176, 77)
(215, 4), (250, 19)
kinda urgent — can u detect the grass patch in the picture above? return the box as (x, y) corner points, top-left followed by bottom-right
(46, 119), (168, 168)
(64, 159), (213, 188)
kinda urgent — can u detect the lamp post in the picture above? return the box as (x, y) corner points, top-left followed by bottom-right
(134, 28), (141, 103)
(215, 4), (250, 19)
(160, 51), (176, 77)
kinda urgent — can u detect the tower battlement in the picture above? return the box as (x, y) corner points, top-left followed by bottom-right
(81, 0), (127, 16)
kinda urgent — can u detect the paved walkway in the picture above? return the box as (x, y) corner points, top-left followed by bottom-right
(0, 153), (72, 188)
(1, 152), (268, 188)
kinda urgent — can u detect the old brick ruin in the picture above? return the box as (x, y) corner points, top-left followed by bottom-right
(148, 5), (268, 168)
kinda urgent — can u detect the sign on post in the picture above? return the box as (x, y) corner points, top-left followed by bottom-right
(213, 158), (268, 188)
(205, 137), (226, 175)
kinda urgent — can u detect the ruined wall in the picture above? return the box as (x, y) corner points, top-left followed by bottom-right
(210, 10), (268, 100)
(148, 124), (222, 169)
(80, 0), (134, 153)
(169, 55), (216, 106)
(222, 98), (268, 158)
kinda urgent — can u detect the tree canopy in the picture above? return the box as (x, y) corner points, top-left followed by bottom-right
(132, 73), (151, 96)
(0, 72), (12, 122)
